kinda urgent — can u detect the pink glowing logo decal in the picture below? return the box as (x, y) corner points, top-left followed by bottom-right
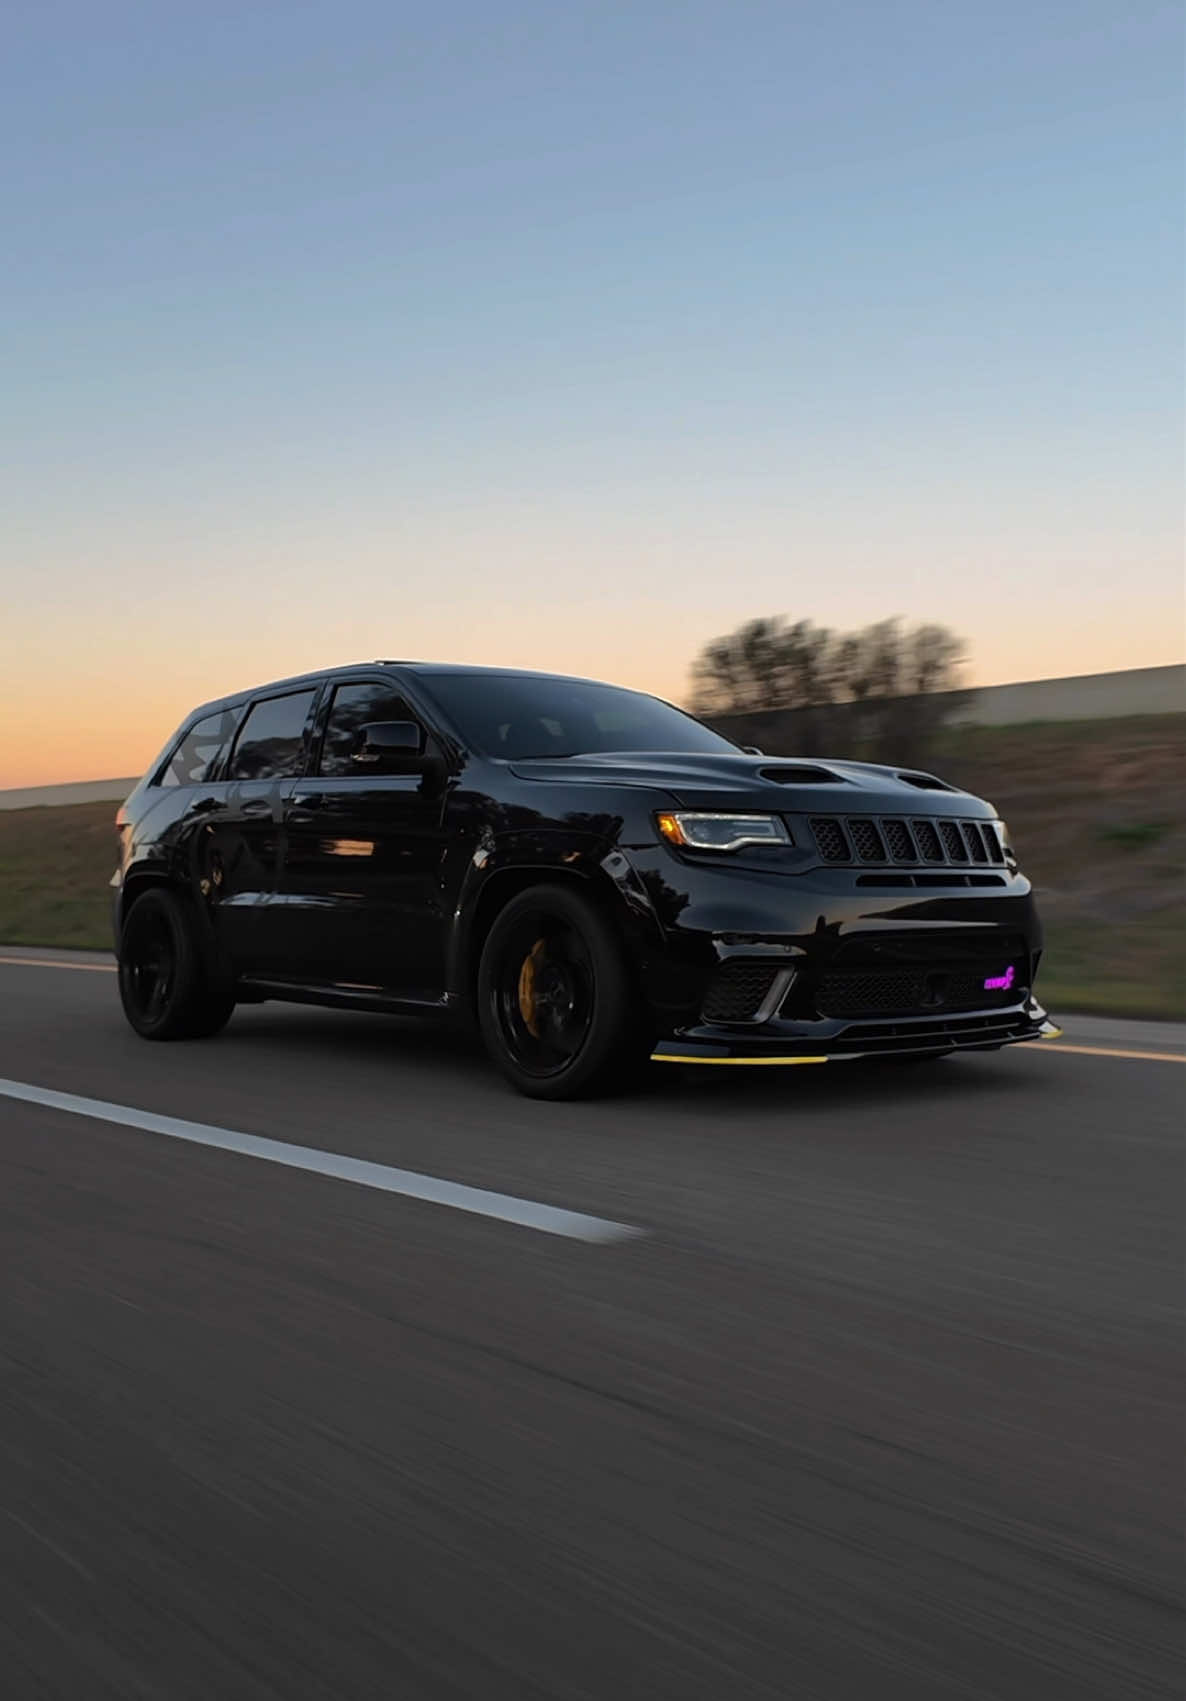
(983, 966), (1016, 991)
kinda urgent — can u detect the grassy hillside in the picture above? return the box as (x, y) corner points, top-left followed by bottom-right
(931, 714), (1184, 1018)
(0, 799), (119, 950)
(1, 715), (1182, 1016)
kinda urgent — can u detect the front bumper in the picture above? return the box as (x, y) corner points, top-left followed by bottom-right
(650, 998), (1061, 1065)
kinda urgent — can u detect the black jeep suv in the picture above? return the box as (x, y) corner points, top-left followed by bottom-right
(113, 662), (1057, 1097)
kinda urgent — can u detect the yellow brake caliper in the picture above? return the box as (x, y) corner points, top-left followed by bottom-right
(517, 938), (547, 1039)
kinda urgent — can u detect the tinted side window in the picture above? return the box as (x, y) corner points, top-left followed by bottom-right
(317, 683), (420, 776)
(226, 690), (317, 781)
(158, 708), (240, 786)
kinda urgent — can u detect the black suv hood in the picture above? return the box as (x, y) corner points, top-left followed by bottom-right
(507, 751), (992, 818)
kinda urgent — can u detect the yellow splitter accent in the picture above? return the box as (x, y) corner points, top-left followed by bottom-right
(650, 1052), (835, 1066)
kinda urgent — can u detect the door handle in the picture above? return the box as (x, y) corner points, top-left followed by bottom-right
(241, 798), (272, 817)
(287, 811), (315, 826)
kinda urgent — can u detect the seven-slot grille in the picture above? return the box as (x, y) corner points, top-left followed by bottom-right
(809, 816), (1005, 867)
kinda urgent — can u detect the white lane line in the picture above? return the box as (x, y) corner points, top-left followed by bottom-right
(0, 956), (116, 973)
(0, 1078), (642, 1245)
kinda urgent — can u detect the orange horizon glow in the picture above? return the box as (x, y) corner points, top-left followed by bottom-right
(5, 3), (1181, 794)
(3, 618), (1181, 791)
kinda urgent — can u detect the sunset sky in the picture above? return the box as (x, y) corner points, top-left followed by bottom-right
(1, 0), (1182, 788)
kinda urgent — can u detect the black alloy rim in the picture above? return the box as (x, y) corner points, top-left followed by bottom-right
(122, 909), (175, 1023)
(493, 914), (595, 1077)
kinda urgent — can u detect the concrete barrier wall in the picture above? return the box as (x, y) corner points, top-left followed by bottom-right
(710, 664), (1184, 754)
(934, 664), (1183, 727)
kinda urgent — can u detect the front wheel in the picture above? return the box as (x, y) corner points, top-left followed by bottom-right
(118, 887), (235, 1040)
(477, 885), (649, 1099)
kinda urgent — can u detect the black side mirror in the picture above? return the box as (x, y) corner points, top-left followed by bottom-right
(353, 721), (437, 773)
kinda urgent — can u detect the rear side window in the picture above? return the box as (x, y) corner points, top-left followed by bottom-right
(158, 708), (240, 787)
(226, 690), (317, 781)
(317, 681), (421, 776)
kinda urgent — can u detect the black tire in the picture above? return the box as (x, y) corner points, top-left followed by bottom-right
(118, 887), (235, 1041)
(477, 884), (649, 1100)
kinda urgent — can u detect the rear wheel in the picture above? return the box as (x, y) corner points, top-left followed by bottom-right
(118, 887), (235, 1040)
(477, 885), (648, 1099)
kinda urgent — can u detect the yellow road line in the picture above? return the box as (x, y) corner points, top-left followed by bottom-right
(0, 957), (116, 974)
(1029, 1042), (1185, 1064)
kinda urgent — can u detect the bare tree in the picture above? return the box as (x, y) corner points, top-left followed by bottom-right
(691, 618), (840, 716)
(908, 623), (965, 694)
(690, 614), (968, 764)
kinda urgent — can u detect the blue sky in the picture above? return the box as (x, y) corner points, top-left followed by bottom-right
(1, 0), (1182, 783)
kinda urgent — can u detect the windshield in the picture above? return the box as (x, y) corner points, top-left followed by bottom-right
(417, 672), (739, 761)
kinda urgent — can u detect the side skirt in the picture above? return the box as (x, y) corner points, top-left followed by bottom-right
(236, 977), (458, 1020)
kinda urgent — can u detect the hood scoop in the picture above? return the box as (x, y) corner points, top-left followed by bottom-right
(896, 770), (955, 792)
(758, 764), (848, 785)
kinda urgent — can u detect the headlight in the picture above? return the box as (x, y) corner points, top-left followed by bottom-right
(655, 811), (792, 852)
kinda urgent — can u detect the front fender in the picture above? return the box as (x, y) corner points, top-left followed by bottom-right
(444, 831), (666, 1002)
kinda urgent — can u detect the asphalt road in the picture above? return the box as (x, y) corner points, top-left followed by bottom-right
(1, 950), (1182, 1700)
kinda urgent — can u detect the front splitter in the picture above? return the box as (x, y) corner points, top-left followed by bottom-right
(650, 1020), (1063, 1066)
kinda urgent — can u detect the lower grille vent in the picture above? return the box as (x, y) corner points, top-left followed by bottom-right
(701, 962), (781, 1023)
(817, 964), (1025, 1018)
